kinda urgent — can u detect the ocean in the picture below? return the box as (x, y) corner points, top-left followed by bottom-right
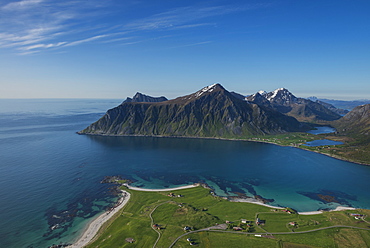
(0, 99), (369, 248)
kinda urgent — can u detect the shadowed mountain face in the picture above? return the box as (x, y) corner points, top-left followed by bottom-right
(314, 100), (349, 116)
(247, 88), (341, 122)
(335, 104), (370, 136)
(122, 92), (168, 104)
(79, 84), (305, 137)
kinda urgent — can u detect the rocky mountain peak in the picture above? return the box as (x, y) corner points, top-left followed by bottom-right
(194, 83), (225, 98)
(265, 88), (297, 104)
(122, 92), (168, 104)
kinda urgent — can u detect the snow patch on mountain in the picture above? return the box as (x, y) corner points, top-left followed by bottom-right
(195, 83), (218, 97)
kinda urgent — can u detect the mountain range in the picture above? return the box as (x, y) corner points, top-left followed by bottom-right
(79, 84), (369, 141)
(307, 97), (370, 111)
(79, 84), (306, 137)
(246, 88), (342, 122)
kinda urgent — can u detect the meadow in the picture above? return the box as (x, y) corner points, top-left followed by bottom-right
(86, 186), (370, 248)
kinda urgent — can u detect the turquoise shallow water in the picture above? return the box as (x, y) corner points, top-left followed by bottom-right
(0, 99), (370, 248)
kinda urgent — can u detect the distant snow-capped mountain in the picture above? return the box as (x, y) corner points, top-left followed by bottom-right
(247, 88), (341, 122)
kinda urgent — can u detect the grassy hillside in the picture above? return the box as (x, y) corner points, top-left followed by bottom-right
(86, 186), (370, 248)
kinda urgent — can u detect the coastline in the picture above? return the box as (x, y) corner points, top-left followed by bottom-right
(229, 198), (285, 209)
(67, 184), (197, 247)
(78, 132), (369, 166)
(298, 206), (357, 215)
(68, 184), (359, 247)
(124, 183), (198, 192)
(67, 190), (131, 248)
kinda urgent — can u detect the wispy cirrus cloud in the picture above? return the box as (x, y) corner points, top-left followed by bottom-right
(21, 42), (67, 51)
(122, 3), (267, 31)
(168, 41), (213, 49)
(0, 1), (271, 55)
(2, 0), (44, 11)
(123, 6), (234, 31)
(64, 35), (110, 47)
(0, 0), (125, 54)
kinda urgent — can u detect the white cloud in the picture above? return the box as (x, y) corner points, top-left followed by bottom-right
(2, 0), (44, 11)
(123, 5), (252, 31)
(0, 1), (271, 55)
(21, 41), (67, 50)
(169, 41), (212, 49)
(64, 35), (110, 47)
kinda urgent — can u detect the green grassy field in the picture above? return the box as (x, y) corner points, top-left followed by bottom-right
(85, 186), (370, 248)
(244, 131), (370, 166)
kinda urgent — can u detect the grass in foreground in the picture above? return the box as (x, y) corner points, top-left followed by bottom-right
(86, 186), (370, 248)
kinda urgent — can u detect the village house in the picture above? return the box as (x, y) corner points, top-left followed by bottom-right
(256, 218), (261, 225)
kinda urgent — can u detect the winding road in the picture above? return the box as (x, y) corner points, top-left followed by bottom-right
(168, 225), (370, 248)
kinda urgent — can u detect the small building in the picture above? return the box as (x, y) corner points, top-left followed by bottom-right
(186, 238), (192, 242)
(256, 218), (261, 225)
(289, 222), (296, 226)
(125, 238), (135, 243)
(233, 227), (242, 231)
(184, 226), (191, 231)
(241, 219), (247, 223)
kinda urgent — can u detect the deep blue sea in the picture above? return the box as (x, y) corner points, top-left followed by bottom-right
(1, 99), (370, 248)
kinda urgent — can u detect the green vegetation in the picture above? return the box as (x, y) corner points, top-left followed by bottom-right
(244, 131), (370, 166)
(86, 186), (370, 248)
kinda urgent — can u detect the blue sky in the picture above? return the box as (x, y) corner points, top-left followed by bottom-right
(1, 0), (369, 100)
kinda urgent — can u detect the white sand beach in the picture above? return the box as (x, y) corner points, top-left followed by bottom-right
(331, 206), (356, 211)
(67, 184), (197, 247)
(67, 190), (131, 248)
(231, 198), (357, 215)
(298, 206), (356, 215)
(298, 210), (323, 215)
(124, 183), (198, 192)
(229, 198), (285, 209)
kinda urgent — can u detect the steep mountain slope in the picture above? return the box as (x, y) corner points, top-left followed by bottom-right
(122, 92), (168, 104)
(335, 104), (370, 136)
(79, 84), (305, 137)
(315, 100), (349, 116)
(247, 88), (341, 122)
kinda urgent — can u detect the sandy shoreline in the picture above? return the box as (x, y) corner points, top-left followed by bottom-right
(230, 198), (356, 215)
(67, 184), (198, 247)
(229, 198), (286, 209)
(298, 206), (357, 215)
(124, 183), (198, 192)
(67, 190), (131, 248)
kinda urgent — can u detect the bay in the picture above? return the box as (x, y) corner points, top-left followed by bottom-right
(0, 99), (369, 248)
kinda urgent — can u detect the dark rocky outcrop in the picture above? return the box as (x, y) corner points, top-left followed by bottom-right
(122, 92), (167, 104)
